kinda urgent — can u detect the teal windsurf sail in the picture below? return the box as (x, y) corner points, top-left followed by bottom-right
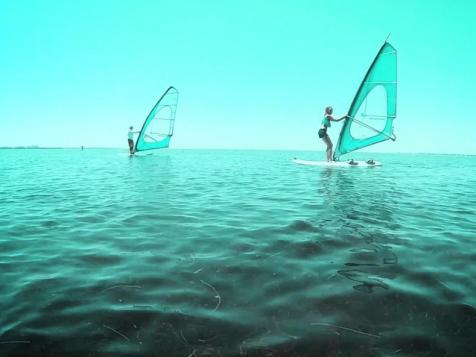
(333, 42), (397, 160)
(135, 86), (179, 152)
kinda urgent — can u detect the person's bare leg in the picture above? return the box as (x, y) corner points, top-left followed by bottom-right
(322, 135), (333, 161)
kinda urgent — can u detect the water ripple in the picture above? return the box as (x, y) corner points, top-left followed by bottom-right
(1, 149), (475, 355)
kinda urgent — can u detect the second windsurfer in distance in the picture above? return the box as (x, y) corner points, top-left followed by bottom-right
(128, 126), (140, 155)
(318, 106), (347, 162)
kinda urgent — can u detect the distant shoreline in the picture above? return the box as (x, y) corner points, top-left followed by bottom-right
(0, 146), (76, 150)
(0, 147), (115, 150)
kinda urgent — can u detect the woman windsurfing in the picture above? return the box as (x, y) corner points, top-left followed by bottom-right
(319, 106), (347, 162)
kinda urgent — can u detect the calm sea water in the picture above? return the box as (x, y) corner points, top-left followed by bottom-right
(1, 149), (475, 356)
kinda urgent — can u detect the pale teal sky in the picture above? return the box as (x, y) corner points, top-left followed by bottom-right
(1, 0), (475, 154)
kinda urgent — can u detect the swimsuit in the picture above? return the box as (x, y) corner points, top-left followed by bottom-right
(321, 116), (331, 128)
(318, 128), (327, 138)
(319, 116), (331, 138)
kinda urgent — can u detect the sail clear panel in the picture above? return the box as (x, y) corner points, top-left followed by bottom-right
(135, 86), (179, 152)
(333, 42), (397, 160)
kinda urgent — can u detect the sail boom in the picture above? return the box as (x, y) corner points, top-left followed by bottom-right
(365, 81), (397, 84)
(357, 114), (397, 119)
(351, 118), (395, 140)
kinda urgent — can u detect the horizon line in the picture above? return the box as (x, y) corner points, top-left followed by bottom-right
(1, 146), (474, 156)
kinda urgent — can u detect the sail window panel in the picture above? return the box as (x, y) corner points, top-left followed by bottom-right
(350, 85), (388, 140)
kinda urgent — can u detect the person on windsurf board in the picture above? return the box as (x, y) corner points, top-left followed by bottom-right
(128, 126), (140, 155)
(318, 106), (347, 162)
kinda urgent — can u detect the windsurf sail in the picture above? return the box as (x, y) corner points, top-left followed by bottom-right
(333, 42), (397, 160)
(135, 86), (179, 152)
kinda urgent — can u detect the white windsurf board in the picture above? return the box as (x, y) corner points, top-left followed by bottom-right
(293, 158), (381, 167)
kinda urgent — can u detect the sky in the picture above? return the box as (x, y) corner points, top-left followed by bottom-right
(0, 0), (475, 154)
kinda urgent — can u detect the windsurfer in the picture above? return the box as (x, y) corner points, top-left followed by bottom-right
(318, 106), (347, 161)
(128, 126), (139, 155)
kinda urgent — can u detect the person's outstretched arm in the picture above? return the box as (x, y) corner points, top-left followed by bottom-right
(329, 114), (348, 122)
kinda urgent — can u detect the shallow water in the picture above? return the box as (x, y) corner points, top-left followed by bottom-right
(1, 149), (475, 356)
